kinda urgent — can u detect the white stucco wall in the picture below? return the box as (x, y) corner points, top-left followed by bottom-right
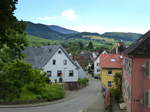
(94, 56), (100, 75)
(43, 48), (78, 83)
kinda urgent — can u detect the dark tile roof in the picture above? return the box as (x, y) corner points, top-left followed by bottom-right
(23, 45), (79, 68)
(123, 30), (150, 56)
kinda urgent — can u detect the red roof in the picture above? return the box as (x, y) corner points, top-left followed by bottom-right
(100, 54), (123, 69)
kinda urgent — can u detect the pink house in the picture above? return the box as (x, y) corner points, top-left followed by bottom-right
(122, 31), (150, 112)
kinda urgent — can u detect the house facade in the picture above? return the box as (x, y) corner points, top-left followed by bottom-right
(94, 51), (107, 75)
(94, 56), (100, 75)
(122, 31), (150, 112)
(23, 45), (79, 83)
(100, 54), (123, 88)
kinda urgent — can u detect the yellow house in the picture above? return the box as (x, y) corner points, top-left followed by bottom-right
(100, 54), (123, 88)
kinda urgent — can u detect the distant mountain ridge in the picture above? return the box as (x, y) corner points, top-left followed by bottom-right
(25, 21), (142, 42)
(48, 25), (79, 34)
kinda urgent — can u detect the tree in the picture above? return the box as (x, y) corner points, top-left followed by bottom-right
(111, 72), (122, 101)
(78, 41), (84, 49)
(0, 59), (47, 102)
(0, 0), (28, 59)
(87, 41), (93, 49)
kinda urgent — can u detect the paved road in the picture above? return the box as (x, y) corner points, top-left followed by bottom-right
(0, 79), (104, 112)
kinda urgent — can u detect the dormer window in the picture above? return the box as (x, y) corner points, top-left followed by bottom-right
(111, 58), (116, 62)
(58, 50), (61, 54)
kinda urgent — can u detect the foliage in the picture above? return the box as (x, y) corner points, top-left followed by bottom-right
(110, 72), (122, 102)
(114, 72), (122, 92)
(39, 84), (65, 100)
(0, 60), (46, 102)
(87, 41), (94, 49)
(0, 0), (28, 59)
(102, 32), (142, 41)
(109, 88), (121, 102)
(0, 0), (65, 103)
(17, 84), (65, 102)
(0, 60), (65, 102)
(78, 78), (89, 86)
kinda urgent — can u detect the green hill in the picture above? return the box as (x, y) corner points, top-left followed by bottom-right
(102, 32), (142, 41)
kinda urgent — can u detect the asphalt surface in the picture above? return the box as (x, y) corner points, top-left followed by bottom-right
(0, 79), (104, 112)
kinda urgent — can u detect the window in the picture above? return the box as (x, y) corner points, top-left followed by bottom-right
(111, 58), (116, 62)
(123, 57), (132, 76)
(59, 77), (63, 83)
(58, 50), (61, 54)
(64, 60), (67, 65)
(144, 61), (150, 77)
(53, 59), (56, 65)
(108, 81), (112, 87)
(144, 90), (150, 106)
(107, 69), (112, 75)
(57, 70), (62, 77)
(47, 71), (52, 77)
(97, 63), (99, 66)
(69, 70), (74, 77)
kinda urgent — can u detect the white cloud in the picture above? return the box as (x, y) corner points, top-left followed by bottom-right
(61, 9), (78, 21)
(36, 9), (78, 23)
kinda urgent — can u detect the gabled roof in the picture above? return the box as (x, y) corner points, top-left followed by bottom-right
(100, 54), (123, 69)
(23, 45), (79, 68)
(123, 31), (150, 56)
(94, 50), (108, 62)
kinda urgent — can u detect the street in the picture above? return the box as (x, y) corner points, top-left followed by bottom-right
(0, 79), (105, 112)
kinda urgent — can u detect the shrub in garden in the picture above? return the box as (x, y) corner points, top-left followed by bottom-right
(0, 60), (65, 103)
(78, 78), (89, 86)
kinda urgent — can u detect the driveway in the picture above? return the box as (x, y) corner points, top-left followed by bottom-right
(0, 79), (105, 112)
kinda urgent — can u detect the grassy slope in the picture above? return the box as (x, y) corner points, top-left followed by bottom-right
(27, 35), (60, 46)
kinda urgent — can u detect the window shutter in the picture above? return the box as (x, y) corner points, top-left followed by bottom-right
(144, 61), (150, 77)
(144, 91), (149, 106)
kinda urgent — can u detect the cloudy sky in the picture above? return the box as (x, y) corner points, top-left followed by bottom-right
(15, 0), (150, 34)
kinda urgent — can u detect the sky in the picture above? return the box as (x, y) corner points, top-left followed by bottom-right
(15, 0), (150, 34)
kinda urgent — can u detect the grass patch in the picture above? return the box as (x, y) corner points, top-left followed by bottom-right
(7, 84), (65, 103)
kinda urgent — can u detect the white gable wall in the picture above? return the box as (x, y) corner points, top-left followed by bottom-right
(43, 48), (78, 83)
(94, 56), (100, 75)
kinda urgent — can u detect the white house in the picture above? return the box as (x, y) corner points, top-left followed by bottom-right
(94, 51), (107, 75)
(23, 45), (79, 83)
(94, 56), (100, 75)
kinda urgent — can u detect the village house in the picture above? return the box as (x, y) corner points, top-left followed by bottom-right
(110, 42), (126, 54)
(100, 54), (123, 88)
(73, 51), (94, 70)
(23, 45), (80, 83)
(94, 51), (107, 76)
(122, 31), (150, 112)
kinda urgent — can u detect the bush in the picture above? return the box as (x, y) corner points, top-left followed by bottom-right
(109, 88), (121, 102)
(78, 78), (89, 86)
(40, 84), (65, 101)
(0, 60), (65, 103)
(16, 84), (65, 102)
